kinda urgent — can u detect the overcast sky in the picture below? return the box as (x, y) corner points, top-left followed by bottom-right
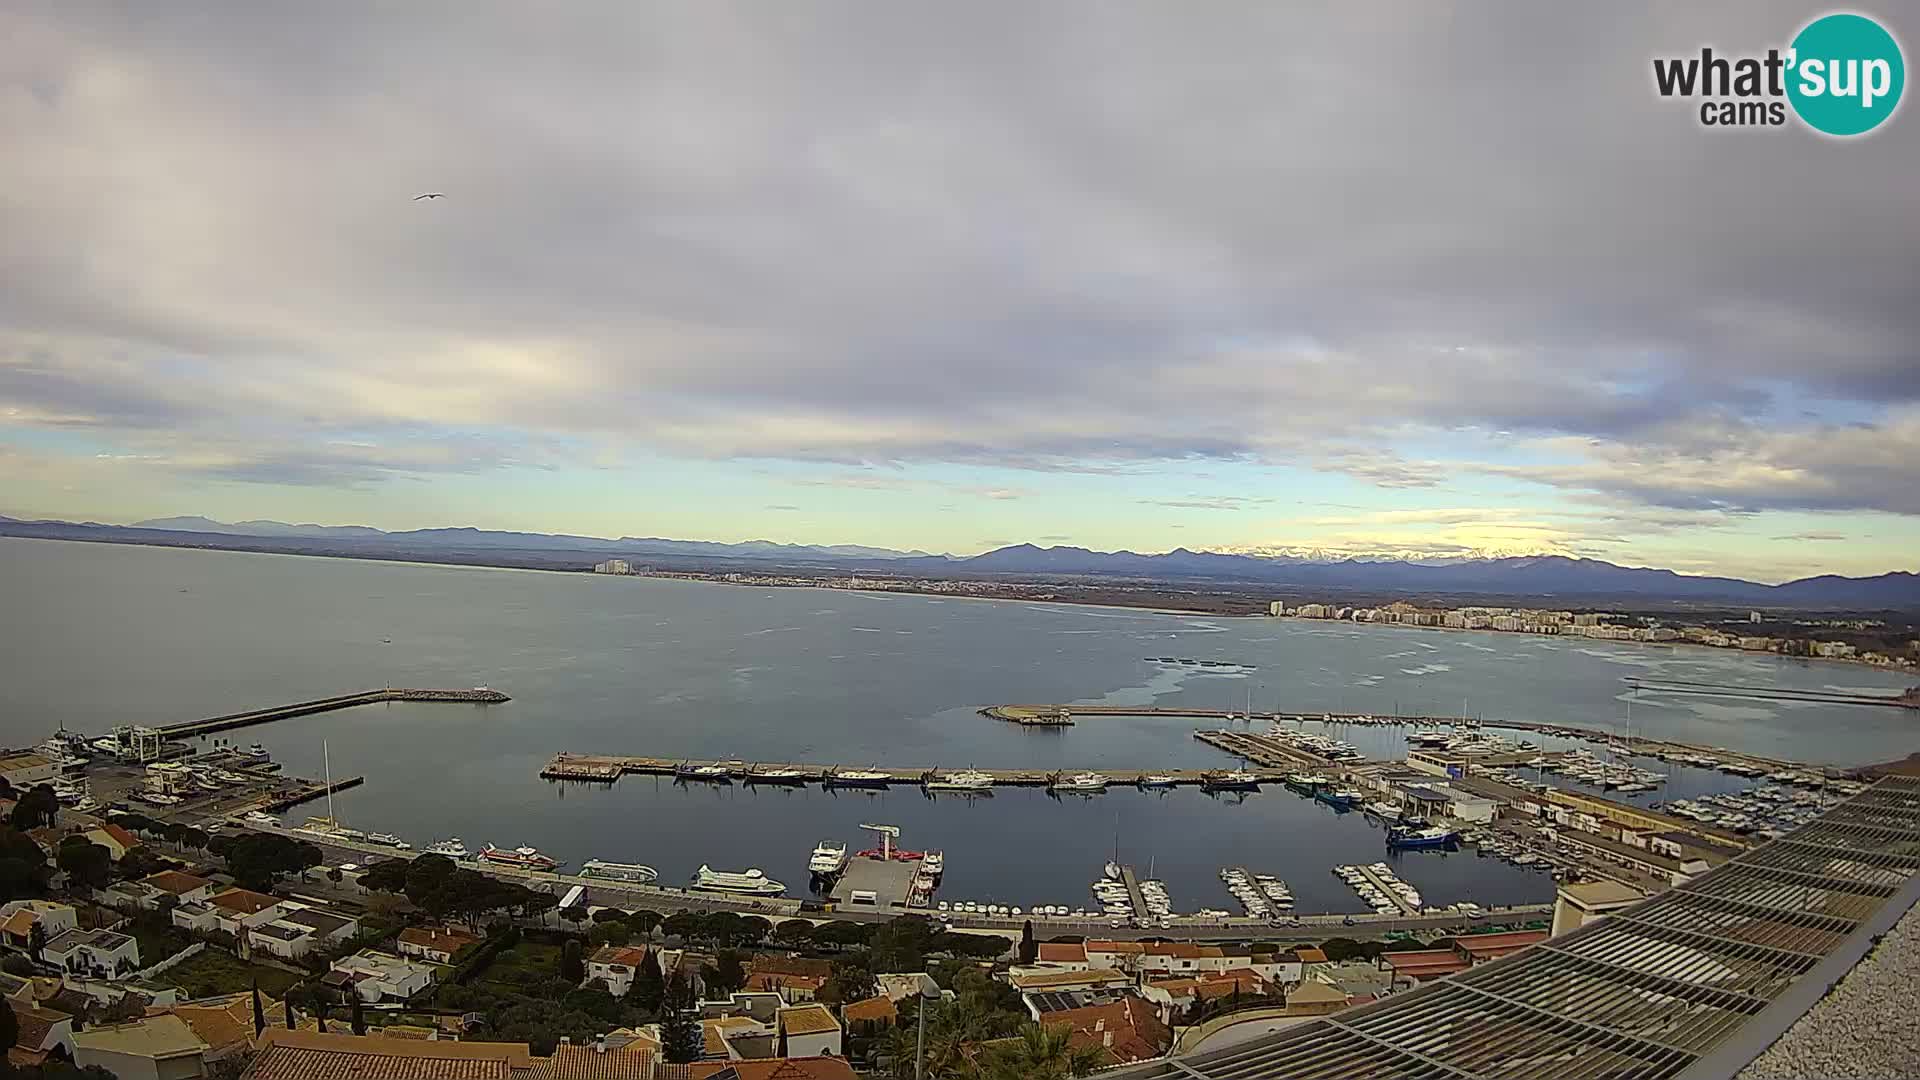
(3, 2), (1916, 581)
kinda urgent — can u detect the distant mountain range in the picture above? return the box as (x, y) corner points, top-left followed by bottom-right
(2, 514), (1915, 609)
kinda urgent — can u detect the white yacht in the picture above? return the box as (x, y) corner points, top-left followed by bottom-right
(922, 851), (944, 876)
(365, 832), (410, 850)
(825, 768), (893, 789)
(925, 770), (995, 791)
(1138, 774), (1180, 788)
(691, 865), (786, 896)
(809, 840), (850, 876)
(1050, 772), (1109, 793)
(423, 838), (471, 860)
(582, 859), (660, 883)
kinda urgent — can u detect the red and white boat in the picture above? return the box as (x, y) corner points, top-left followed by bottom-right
(480, 844), (560, 871)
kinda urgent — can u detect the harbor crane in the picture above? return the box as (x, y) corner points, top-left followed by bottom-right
(859, 822), (900, 861)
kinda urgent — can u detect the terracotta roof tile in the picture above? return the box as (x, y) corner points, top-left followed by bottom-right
(144, 870), (214, 896)
(1045, 996), (1170, 1066)
(539, 1043), (655, 1079)
(839, 996), (896, 1024)
(687, 1058), (859, 1080)
(246, 1030), (533, 1080)
(1035, 943), (1087, 964)
(210, 889), (282, 916)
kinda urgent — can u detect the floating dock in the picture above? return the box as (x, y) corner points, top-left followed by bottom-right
(1350, 864), (1420, 916)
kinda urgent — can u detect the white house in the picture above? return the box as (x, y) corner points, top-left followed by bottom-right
(776, 1004), (843, 1059)
(586, 944), (652, 997)
(170, 901), (219, 934)
(142, 871), (217, 907)
(203, 888), (294, 936)
(326, 950), (437, 1003)
(244, 905), (359, 960)
(396, 926), (480, 965)
(0, 900), (78, 952)
(10, 1002), (77, 1068)
(0, 753), (62, 789)
(43, 927), (141, 980)
(72, 1015), (209, 1080)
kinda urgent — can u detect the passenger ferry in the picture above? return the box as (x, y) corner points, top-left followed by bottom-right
(582, 859), (660, 883)
(480, 844), (560, 871)
(691, 865), (786, 896)
(808, 840), (850, 877)
(825, 768), (893, 789)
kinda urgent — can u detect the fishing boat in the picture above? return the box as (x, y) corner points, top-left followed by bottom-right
(808, 840), (850, 877)
(1386, 825), (1460, 850)
(1201, 770), (1261, 792)
(480, 844), (560, 871)
(423, 838), (471, 859)
(1283, 772), (1329, 794)
(691, 865), (786, 896)
(1314, 787), (1362, 811)
(675, 762), (732, 782)
(825, 768), (893, 789)
(582, 859), (660, 883)
(1137, 774), (1180, 788)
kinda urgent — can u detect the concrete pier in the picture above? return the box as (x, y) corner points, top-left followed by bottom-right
(540, 754), (1293, 789)
(161, 687), (509, 739)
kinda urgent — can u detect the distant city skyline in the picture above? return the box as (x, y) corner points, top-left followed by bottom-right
(3, 4), (1916, 584)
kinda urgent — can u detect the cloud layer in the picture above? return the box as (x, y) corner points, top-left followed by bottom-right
(1, 3), (1916, 566)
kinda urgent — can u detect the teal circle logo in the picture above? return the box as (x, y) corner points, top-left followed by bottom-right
(1787, 13), (1905, 136)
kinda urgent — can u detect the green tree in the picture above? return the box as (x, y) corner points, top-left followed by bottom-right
(560, 939), (585, 983)
(1019, 919), (1037, 965)
(699, 950), (748, 996)
(0, 997), (17, 1050)
(882, 994), (1025, 1080)
(57, 838), (115, 890)
(773, 919), (814, 947)
(358, 858), (412, 894)
(28, 921), (49, 958)
(11, 785), (60, 831)
(623, 909), (662, 938)
(591, 908), (628, 924)
(976, 1022), (1107, 1080)
(819, 951), (878, 1006)
(659, 967), (701, 1064)
(626, 948), (665, 1012)
(560, 904), (590, 929)
(588, 921), (632, 948)
(350, 992), (366, 1036)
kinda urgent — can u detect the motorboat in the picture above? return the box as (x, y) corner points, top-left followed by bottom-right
(480, 844), (560, 871)
(745, 766), (808, 785)
(924, 769), (995, 791)
(922, 851), (944, 877)
(675, 762), (732, 782)
(809, 840), (850, 877)
(1314, 787), (1362, 811)
(1283, 773), (1329, 793)
(691, 865), (786, 896)
(423, 838), (471, 859)
(582, 859), (661, 883)
(1050, 772), (1109, 793)
(825, 768), (893, 789)
(365, 832), (411, 850)
(1138, 774), (1180, 788)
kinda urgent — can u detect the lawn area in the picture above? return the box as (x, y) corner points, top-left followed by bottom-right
(123, 916), (196, 968)
(467, 940), (563, 992)
(162, 947), (306, 999)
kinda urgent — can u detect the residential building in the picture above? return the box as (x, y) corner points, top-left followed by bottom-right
(142, 871), (217, 906)
(324, 950), (437, 1003)
(586, 944), (651, 997)
(72, 1014), (208, 1080)
(743, 955), (832, 1002)
(1552, 879), (1644, 937)
(242, 1030), (537, 1080)
(170, 902), (219, 934)
(1555, 829), (1712, 885)
(242, 904), (359, 960)
(684, 1058), (859, 1080)
(1451, 930), (1549, 966)
(9, 1002), (77, 1068)
(543, 1041), (655, 1079)
(1379, 949), (1470, 988)
(0, 900), (78, 951)
(1007, 967), (1133, 995)
(840, 995), (897, 1036)
(1034, 941), (1090, 969)
(1043, 995), (1172, 1067)
(593, 559), (634, 575)
(700, 1016), (773, 1060)
(1140, 970), (1273, 1022)
(396, 925), (481, 965)
(775, 1004), (842, 1059)
(0, 753), (62, 789)
(100, 881), (166, 912)
(1282, 979), (1352, 1016)
(171, 993), (272, 1065)
(203, 888), (293, 937)
(83, 823), (144, 861)
(43, 927), (141, 979)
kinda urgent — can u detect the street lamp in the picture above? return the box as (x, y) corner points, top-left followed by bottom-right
(914, 973), (940, 1080)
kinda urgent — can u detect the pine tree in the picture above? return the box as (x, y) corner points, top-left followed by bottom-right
(350, 992), (366, 1036)
(627, 948), (666, 1013)
(659, 967), (702, 1064)
(252, 983), (266, 1036)
(1019, 920), (1037, 965)
(560, 939), (586, 983)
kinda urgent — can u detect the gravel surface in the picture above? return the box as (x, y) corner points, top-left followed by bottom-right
(1740, 895), (1920, 1079)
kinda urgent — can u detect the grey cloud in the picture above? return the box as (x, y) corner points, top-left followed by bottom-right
(0, 3), (1914, 515)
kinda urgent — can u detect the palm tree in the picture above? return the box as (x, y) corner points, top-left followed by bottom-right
(974, 1023), (1107, 1080)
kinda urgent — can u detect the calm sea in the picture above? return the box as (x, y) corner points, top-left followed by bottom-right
(5, 537), (1914, 913)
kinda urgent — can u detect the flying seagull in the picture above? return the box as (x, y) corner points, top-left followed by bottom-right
(413, 192), (444, 200)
